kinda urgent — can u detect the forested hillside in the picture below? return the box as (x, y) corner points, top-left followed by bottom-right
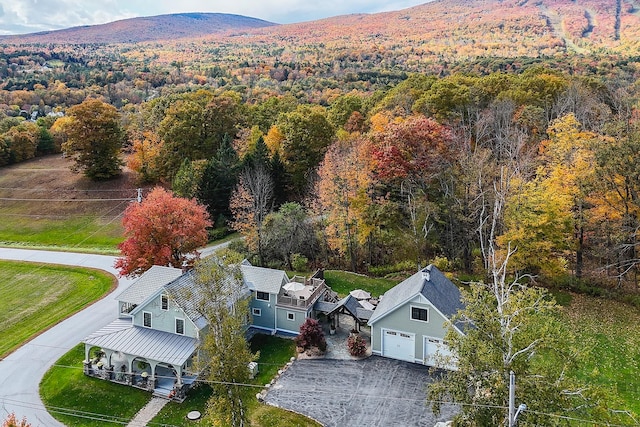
(1, 0), (640, 295)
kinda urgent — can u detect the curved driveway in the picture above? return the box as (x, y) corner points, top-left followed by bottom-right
(0, 248), (136, 426)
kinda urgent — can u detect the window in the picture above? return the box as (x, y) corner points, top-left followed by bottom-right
(143, 311), (152, 328)
(256, 291), (270, 301)
(175, 318), (185, 335)
(161, 294), (168, 310)
(411, 306), (429, 322)
(287, 312), (295, 321)
(252, 308), (262, 316)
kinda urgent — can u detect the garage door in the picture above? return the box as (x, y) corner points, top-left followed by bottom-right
(424, 337), (455, 369)
(382, 329), (415, 362)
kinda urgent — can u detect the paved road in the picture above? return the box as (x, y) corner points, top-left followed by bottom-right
(0, 248), (136, 426)
(264, 356), (458, 426)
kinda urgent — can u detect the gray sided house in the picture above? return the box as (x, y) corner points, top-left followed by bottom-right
(243, 261), (330, 335)
(82, 262), (332, 400)
(82, 264), (250, 400)
(368, 265), (464, 368)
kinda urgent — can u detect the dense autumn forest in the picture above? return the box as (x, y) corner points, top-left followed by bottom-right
(2, 0), (640, 297)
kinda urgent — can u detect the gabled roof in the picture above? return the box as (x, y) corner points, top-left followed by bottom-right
(164, 271), (209, 330)
(241, 263), (289, 294)
(83, 318), (197, 366)
(368, 265), (464, 329)
(116, 265), (183, 305)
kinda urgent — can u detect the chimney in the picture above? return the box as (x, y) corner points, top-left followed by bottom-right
(421, 268), (430, 282)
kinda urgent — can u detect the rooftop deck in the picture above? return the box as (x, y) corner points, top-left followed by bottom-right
(277, 278), (327, 308)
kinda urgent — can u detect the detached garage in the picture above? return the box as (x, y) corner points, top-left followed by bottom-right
(368, 265), (464, 368)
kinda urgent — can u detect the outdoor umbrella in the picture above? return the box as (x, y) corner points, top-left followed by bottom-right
(283, 282), (306, 292)
(349, 289), (371, 300)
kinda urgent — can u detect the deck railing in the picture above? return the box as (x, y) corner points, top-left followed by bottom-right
(277, 281), (327, 308)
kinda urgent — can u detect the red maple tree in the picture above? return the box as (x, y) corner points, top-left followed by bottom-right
(115, 187), (211, 277)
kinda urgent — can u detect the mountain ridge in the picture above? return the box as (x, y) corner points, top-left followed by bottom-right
(0, 12), (278, 44)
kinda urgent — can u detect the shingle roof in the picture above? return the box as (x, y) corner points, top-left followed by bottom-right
(83, 318), (197, 366)
(116, 266), (183, 305)
(164, 271), (209, 330)
(368, 265), (464, 328)
(241, 264), (289, 294)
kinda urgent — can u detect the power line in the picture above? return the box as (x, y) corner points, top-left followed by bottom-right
(0, 197), (135, 202)
(0, 396), (179, 427)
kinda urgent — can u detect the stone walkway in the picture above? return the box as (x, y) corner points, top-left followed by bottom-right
(126, 397), (169, 427)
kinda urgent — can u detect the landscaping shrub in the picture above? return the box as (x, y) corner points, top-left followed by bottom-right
(295, 318), (327, 352)
(291, 253), (308, 271)
(347, 334), (366, 357)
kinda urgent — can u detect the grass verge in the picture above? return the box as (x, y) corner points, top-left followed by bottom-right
(0, 261), (114, 357)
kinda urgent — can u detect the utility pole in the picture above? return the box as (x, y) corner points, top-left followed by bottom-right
(509, 371), (515, 427)
(508, 371), (527, 427)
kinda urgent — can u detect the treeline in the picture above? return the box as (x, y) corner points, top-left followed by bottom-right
(117, 68), (640, 292)
(2, 61), (640, 293)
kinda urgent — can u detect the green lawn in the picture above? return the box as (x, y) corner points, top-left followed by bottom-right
(324, 270), (399, 298)
(0, 216), (123, 254)
(565, 294), (640, 417)
(40, 344), (151, 427)
(152, 334), (320, 427)
(0, 261), (114, 357)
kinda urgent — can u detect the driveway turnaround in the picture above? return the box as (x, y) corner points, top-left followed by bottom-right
(264, 356), (457, 427)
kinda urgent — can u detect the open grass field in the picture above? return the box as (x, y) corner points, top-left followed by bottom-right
(0, 155), (148, 253)
(0, 260), (114, 357)
(564, 294), (640, 417)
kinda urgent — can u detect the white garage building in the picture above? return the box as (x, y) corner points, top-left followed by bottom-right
(368, 265), (464, 368)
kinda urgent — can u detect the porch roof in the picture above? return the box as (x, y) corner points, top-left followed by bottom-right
(83, 319), (197, 367)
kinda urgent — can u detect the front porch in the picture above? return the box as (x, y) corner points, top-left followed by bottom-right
(82, 319), (199, 402)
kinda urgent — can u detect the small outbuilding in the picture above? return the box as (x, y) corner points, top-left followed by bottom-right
(367, 265), (464, 368)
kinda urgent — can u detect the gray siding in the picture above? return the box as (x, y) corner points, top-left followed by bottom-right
(132, 293), (197, 338)
(371, 295), (448, 359)
(275, 306), (306, 334)
(250, 293), (276, 331)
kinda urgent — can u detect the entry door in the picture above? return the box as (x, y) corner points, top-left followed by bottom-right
(382, 329), (415, 362)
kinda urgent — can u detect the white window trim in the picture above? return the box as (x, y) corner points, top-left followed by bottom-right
(252, 308), (262, 316)
(410, 305), (429, 323)
(143, 311), (152, 328)
(161, 294), (169, 311)
(175, 317), (185, 335)
(286, 312), (295, 321)
(256, 291), (270, 301)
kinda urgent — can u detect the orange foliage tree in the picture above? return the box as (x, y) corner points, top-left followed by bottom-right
(115, 187), (211, 277)
(316, 136), (374, 271)
(2, 413), (31, 427)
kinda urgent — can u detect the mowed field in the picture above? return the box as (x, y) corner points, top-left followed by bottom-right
(0, 155), (147, 253)
(0, 260), (114, 357)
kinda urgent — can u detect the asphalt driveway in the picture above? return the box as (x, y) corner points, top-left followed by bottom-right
(264, 356), (457, 427)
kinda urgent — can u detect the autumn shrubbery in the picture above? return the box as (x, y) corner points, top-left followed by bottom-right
(347, 333), (367, 357)
(295, 318), (327, 353)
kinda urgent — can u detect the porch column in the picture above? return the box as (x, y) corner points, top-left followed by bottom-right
(148, 361), (158, 391)
(175, 366), (183, 386)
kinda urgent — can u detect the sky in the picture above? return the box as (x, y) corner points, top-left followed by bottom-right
(0, 0), (431, 35)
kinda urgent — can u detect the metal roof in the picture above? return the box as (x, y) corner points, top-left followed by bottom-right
(368, 265), (464, 327)
(241, 264), (289, 294)
(83, 319), (197, 366)
(116, 266), (183, 305)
